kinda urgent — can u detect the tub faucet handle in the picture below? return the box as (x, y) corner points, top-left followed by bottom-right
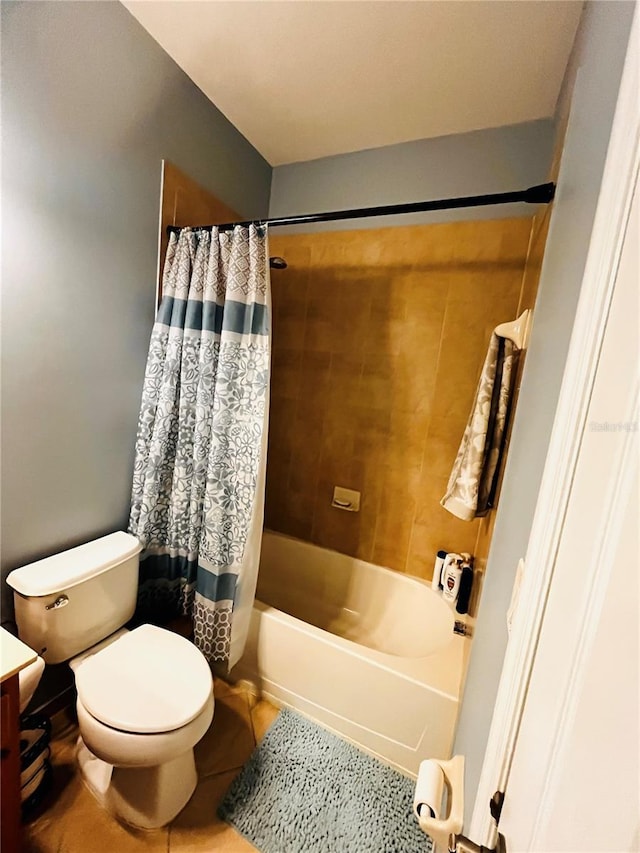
(453, 620), (473, 637)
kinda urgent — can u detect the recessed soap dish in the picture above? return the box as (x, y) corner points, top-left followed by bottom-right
(331, 486), (361, 512)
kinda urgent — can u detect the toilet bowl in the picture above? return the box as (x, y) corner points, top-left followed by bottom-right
(6, 532), (215, 829)
(71, 624), (214, 829)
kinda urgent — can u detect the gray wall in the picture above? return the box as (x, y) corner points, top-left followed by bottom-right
(453, 0), (636, 822)
(269, 120), (555, 231)
(1, 1), (271, 624)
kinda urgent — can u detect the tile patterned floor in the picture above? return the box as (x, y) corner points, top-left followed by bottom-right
(23, 678), (280, 853)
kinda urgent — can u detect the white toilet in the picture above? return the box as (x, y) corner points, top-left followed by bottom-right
(6, 531), (214, 829)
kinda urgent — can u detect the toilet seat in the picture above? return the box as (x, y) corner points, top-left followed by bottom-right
(75, 624), (212, 734)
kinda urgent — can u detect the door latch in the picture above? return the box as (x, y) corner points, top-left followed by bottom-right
(448, 832), (506, 853)
(448, 788), (507, 853)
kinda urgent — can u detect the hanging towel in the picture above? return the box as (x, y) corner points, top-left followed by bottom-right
(441, 333), (519, 521)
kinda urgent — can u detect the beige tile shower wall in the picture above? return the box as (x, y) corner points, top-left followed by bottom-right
(472, 207), (551, 597)
(266, 218), (532, 580)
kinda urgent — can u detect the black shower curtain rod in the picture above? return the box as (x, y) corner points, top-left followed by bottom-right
(166, 182), (555, 235)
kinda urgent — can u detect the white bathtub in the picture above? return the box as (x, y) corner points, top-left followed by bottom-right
(232, 531), (472, 776)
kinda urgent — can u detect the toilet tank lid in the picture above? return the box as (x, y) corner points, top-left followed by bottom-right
(6, 532), (142, 597)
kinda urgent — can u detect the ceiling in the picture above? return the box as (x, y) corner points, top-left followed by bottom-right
(124, 1), (582, 167)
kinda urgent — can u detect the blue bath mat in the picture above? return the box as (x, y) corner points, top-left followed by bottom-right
(218, 708), (431, 853)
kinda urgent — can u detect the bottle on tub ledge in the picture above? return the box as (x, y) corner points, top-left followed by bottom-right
(432, 551), (474, 614)
(456, 555), (474, 615)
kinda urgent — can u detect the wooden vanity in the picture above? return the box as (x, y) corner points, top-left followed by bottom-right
(1, 628), (37, 853)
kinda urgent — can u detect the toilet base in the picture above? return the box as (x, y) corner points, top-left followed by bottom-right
(76, 737), (197, 829)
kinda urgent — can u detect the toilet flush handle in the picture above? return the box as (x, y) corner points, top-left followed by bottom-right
(45, 594), (69, 611)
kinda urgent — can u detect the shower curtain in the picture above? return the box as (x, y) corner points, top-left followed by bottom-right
(129, 225), (270, 669)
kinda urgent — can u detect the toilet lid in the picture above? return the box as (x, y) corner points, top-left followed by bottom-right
(74, 625), (213, 734)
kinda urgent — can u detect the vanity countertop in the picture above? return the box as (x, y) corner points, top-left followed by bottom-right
(0, 627), (37, 683)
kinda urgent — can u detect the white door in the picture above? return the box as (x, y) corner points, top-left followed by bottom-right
(468, 9), (639, 850)
(500, 176), (639, 853)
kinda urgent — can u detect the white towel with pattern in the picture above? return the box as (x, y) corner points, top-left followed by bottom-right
(441, 333), (518, 521)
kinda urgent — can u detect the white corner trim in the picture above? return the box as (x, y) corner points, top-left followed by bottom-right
(470, 7), (640, 844)
(155, 160), (166, 313)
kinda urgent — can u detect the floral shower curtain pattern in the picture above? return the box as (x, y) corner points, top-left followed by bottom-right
(129, 225), (270, 668)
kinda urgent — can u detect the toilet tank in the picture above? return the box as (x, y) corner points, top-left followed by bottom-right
(6, 532), (142, 664)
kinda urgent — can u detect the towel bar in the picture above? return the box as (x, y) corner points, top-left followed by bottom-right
(495, 309), (532, 350)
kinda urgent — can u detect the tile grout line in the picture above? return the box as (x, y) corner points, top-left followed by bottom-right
(406, 280), (451, 578)
(244, 689), (259, 748)
(197, 762), (248, 782)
